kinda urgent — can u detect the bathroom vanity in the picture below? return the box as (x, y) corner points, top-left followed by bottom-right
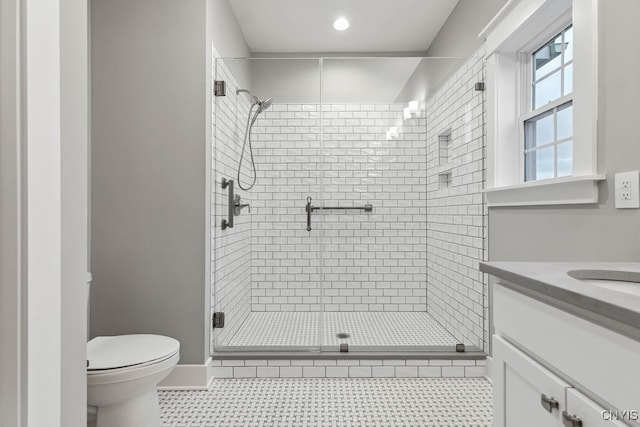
(480, 262), (640, 427)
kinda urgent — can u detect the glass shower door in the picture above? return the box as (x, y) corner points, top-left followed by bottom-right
(211, 56), (324, 352)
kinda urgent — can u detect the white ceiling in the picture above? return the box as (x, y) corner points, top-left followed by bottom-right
(228, 0), (459, 53)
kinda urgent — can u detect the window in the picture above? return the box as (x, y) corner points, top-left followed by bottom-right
(482, 0), (604, 206)
(523, 25), (574, 182)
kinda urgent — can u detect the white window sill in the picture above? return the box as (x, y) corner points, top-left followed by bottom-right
(484, 174), (606, 207)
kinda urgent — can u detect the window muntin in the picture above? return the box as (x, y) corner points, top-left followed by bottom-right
(524, 101), (573, 181)
(532, 26), (573, 109)
(524, 25), (573, 182)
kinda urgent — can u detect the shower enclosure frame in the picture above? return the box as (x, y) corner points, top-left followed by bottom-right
(210, 53), (488, 356)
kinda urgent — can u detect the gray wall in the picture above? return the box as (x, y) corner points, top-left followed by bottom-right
(90, 0), (209, 364)
(210, 0), (250, 58)
(397, 0), (508, 102)
(1, 0), (23, 422)
(209, 0), (251, 88)
(249, 58), (320, 103)
(488, 0), (640, 262)
(249, 57), (426, 104)
(426, 0), (508, 57)
(91, 0), (250, 365)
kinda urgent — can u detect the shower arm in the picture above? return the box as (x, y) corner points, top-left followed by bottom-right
(236, 88), (259, 104)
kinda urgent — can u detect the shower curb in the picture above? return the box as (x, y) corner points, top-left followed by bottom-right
(209, 352), (487, 379)
(211, 350), (485, 359)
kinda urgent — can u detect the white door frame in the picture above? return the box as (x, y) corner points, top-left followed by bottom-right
(1, 0), (89, 426)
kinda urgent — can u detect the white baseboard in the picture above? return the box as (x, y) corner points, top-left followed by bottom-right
(484, 356), (493, 384)
(158, 357), (213, 390)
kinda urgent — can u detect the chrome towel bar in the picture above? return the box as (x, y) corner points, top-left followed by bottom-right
(305, 196), (373, 231)
(311, 205), (373, 212)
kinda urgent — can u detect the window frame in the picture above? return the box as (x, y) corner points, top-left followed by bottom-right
(481, 0), (604, 207)
(519, 23), (574, 183)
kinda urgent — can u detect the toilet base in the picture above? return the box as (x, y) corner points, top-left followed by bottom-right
(94, 389), (160, 427)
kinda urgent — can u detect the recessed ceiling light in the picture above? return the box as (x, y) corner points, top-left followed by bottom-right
(333, 17), (350, 31)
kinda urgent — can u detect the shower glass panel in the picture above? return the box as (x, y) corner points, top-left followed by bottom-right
(212, 57), (323, 352)
(318, 57), (432, 351)
(318, 57), (478, 352)
(211, 54), (488, 354)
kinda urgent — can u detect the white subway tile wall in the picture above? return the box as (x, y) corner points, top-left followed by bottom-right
(425, 54), (487, 350)
(211, 51), (253, 349)
(250, 104), (428, 312)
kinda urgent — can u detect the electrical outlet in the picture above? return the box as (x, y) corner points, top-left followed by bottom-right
(615, 171), (640, 208)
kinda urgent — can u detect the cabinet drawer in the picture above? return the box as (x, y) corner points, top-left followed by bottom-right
(494, 284), (640, 413)
(566, 389), (634, 427)
(493, 335), (568, 427)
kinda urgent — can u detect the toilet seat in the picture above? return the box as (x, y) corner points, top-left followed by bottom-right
(87, 334), (180, 373)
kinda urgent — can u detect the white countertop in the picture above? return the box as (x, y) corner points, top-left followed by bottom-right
(480, 262), (640, 331)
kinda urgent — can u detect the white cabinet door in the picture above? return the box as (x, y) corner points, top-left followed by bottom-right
(493, 335), (569, 427)
(564, 389), (631, 427)
(494, 284), (640, 414)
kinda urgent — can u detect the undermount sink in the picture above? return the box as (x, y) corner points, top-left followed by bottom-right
(567, 269), (640, 296)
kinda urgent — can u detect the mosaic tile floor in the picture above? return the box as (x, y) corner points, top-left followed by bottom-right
(224, 312), (458, 348)
(159, 378), (493, 427)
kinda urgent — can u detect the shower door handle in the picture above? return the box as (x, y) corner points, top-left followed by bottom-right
(221, 178), (234, 230)
(306, 196), (312, 231)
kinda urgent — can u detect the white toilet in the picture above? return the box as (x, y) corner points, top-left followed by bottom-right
(87, 334), (179, 427)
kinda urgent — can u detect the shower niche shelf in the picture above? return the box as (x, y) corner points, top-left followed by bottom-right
(438, 128), (452, 166)
(439, 170), (452, 189)
(437, 128), (453, 189)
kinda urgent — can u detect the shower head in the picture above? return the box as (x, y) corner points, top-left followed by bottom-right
(257, 98), (272, 113)
(236, 88), (272, 113)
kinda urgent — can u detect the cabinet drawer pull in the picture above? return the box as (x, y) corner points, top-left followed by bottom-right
(562, 411), (583, 427)
(540, 394), (559, 412)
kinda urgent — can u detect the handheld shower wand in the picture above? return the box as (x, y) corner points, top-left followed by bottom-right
(235, 88), (273, 191)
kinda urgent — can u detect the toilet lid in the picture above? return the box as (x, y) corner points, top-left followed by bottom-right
(87, 334), (179, 371)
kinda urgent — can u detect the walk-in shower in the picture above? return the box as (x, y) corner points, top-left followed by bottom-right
(235, 88), (273, 190)
(212, 54), (488, 355)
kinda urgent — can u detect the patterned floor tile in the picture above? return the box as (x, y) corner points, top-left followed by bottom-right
(159, 377), (492, 426)
(225, 312), (457, 348)
(323, 312), (456, 347)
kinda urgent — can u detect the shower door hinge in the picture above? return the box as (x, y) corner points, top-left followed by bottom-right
(214, 80), (226, 96)
(456, 343), (465, 352)
(474, 82), (485, 91)
(212, 312), (225, 329)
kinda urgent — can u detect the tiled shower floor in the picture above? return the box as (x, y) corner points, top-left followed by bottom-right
(224, 312), (458, 348)
(159, 377), (493, 427)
